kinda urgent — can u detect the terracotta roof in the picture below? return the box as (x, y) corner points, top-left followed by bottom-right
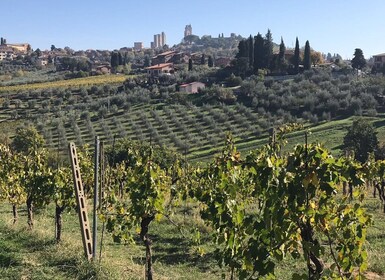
(153, 51), (176, 58)
(145, 63), (173, 70)
(180, 81), (205, 87)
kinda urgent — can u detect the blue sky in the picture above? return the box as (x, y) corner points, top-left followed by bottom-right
(2, 0), (385, 58)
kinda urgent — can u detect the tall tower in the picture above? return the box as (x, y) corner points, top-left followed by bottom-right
(184, 24), (192, 37)
(161, 32), (166, 47)
(154, 34), (159, 49)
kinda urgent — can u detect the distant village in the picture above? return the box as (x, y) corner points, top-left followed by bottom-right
(2, 24), (385, 84)
(0, 25), (238, 79)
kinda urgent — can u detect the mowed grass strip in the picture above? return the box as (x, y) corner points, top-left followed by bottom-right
(0, 75), (130, 93)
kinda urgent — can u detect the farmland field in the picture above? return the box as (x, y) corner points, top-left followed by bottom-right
(0, 74), (130, 93)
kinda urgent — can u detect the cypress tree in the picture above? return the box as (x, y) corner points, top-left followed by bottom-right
(351, 48), (366, 70)
(303, 40), (311, 70)
(248, 35), (254, 70)
(111, 52), (119, 68)
(263, 29), (273, 70)
(253, 33), (264, 73)
(236, 40), (247, 58)
(118, 52), (123, 65)
(188, 58), (193, 71)
(292, 37), (300, 74)
(278, 37), (286, 73)
(208, 56), (214, 67)
(201, 54), (205, 65)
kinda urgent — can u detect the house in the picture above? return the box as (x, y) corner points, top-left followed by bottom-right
(145, 63), (174, 76)
(96, 65), (111, 74)
(179, 81), (205, 94)
(273, 49), (295, 62)
(0, 51), (14, 61)
(0, 51), (7, 61)
(151, 51), (177, 65)
(6, 43), (30, 54)
(0, 46), (14, 61)
(373, 53), (385, 70)
(35, 58), (48, 66)
(190, 52), (202, 64)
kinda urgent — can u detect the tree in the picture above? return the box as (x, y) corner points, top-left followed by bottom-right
(311, 51), (323, 66)
(118, 52), (123, 65)
(104, 144), (182, 280)
(22, 148), (54, 229)
(208, 56), (214, 67)
(303, 40), (311, 70)
(144, 55), (151, 67)
(343, 118), (378, 163)
(200, 54), (205, 65)
(34, 48), (42, 58)
(0, 144), (25, 224)
(278, 37), (287, 73)
(11, 126), (45, 155)
(111, 52), (119, 69)
(248, 35), (254, 70)
(351, 48), (366, 70)
(236, 40), (247, 58)
(253, 33), (264, 73)
(263, 29), (273, 70)
(51, 45), (56, 51)
(291, 37), (300, 74)
(188, 58), (193, 71)
(11, 127), (53, 229)
(192, 135), (371, 279)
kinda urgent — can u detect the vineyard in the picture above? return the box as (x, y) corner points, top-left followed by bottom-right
(2, 67), (385, 278)
(0, 74), (129, 93)
(1, 124), (385, 279)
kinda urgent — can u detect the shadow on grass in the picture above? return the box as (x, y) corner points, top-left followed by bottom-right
(0, 222), (78, 277)
(0, 254), (21, 267)
(131, 234), (217, 272)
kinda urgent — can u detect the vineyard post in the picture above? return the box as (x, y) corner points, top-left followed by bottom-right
(99, 141), (106, 263)
(93, 136), (100, 260)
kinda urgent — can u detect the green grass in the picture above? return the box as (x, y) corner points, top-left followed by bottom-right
(0, 202), (223, 279)
(2, 188), (385, 279)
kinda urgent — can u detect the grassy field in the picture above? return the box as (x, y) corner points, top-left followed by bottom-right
(1, 187), (385, 279)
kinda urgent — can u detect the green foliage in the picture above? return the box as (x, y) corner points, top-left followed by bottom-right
(0, 144), (25, 206)
(11, 126), (45, 155)
(191, 135), (371, 279)
(292, 37), (300, 74)
(351, 48), (366, 70)
(343, 118), (378, 163)
(303, 40), (311, 71)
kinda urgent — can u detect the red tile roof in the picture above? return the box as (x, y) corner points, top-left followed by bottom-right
(145, 63), (173, 70)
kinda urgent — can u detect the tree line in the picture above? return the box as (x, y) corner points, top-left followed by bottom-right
(234, 29), (313, 77)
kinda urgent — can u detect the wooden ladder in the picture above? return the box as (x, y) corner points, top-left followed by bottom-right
(69, 142), (93, 260)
